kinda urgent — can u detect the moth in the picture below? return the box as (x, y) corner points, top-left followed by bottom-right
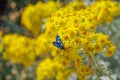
(52, 35), (64, 49)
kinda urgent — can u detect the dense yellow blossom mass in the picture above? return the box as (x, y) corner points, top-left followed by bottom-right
(21, 0), (85, 36)
(1, 0), (120, 80)
(65, 0), (85, 11)
(3, 34), (36, 66)
(3, 33), (53, 66)
(21, 1), (58, 35)
(35, 34), (53, 56)
(36, 58), (70, 80)
(37, 0), (119, 79)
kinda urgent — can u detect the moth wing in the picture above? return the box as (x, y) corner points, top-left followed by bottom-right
(56, 35), (62, 42)
(59, 43), (64, 49)
(52, 42), (58, 47)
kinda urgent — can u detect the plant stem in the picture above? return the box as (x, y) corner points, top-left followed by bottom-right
(96, 70), (101, 80)
(92, 56), (113, 80)
(88, 56), (101, 80)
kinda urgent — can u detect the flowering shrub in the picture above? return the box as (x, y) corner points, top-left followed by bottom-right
(21, 1), (58, 35)
(21, 0), (85, 36)
(3, 34), (36, 66)
(0, 0), (120, 80)
(37, 1), (120, 80)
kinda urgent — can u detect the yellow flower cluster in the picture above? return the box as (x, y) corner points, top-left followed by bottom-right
(52, 48), (92, 80)
(89, 0), (120, 23)
(52, 32), (115, 57)
(35, 34), (53, 56)
(36, 1), (119, 79)
(49, 32), (115, 80)
(1, 0), (119, 79)
(36, 57), (92, 80)
(36, 58), (71, 80)
(46, 1), (120, 34)
(3, 34), (36, 66)
(1, 0), (86, 68)
(65, 0), (85, 11)
(21, 0), (86, 36)
(21, 1), (58, 35)
(45, 0), (120, 50)
(3, 33), (53, 66)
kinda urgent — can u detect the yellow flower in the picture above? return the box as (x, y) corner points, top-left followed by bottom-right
(3, 34), (36, 66)
(44, 1), (118, 78)
(97, 33), (109, 46)
(21, 4), (43, 35)
(21, 1), (58, 35)
(89, 1), (120, 23)
(65, 0), (85, 11)
(35, 34), (52, 56)
(36, 58), (72, 80)
(93, 43), (103, 53)
(105, 44), (116, 57)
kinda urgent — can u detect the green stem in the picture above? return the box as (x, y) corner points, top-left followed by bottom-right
(92, 56), (113, 80)
(96, 70), (101, 80)
(88, 56), (101, 80)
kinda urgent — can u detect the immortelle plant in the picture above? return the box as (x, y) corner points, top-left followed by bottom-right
(36, 1), (120, 80)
